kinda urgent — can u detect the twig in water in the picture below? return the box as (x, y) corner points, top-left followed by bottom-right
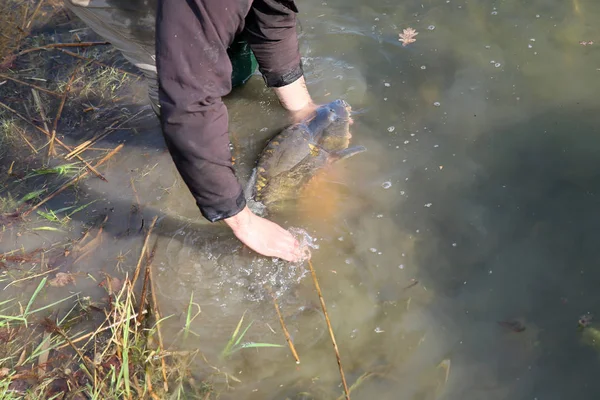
(131, 215), (158, 287)
(0, 73), (60, 96)
(137, 240), (158, 325)
(15, 41), (110, 57)
(22, 144), (124, 217)
(268, 286), (300, 364)
(307, 259), (350, 400)
(15, 124), (38, 154)
(48, 63), (79, 157)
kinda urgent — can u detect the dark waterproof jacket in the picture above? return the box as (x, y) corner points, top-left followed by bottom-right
(156, 0), (303, 222)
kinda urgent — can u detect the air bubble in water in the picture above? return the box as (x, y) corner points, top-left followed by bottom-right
(491, 11), (497, 15)
(388, 126), (395, 132)
(495, 63), (501, 68)
(433, 102), (441, 107)
(427, 25), (435, 30)
(420, 65), (427, 70)
(384, 82), (391, 87)
(382, 181), (392, 189)
(369, 248), (377, 253)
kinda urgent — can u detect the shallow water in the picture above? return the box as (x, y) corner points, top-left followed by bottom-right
(6, 0), (600, 398)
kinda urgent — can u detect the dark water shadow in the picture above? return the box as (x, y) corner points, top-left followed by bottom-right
(402, 104), (600, 399)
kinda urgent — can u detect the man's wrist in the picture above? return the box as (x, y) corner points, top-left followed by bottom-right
(273, 75), (313, 112)
(223, 205), (251, 233)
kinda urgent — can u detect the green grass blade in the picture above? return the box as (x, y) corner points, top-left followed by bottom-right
(0, 315), (27, 323)
(221, 311), (247, 358)
(27, 292), (79, 316)
(23, 277), (47, 318)
(238, 342), (284, 349)
(234, 320), (254, 347)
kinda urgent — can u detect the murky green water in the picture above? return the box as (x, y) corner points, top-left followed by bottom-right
(5, 0), (600, 398)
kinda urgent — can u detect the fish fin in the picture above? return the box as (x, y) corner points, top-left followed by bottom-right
(331, 145), (367, 161)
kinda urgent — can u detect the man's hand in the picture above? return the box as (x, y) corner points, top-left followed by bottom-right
(223, 206), (305, 262)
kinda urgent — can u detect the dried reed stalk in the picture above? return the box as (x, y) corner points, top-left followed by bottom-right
(268, 287), (300, 364)
(15, 41), (110, 57)
(66, 108), (146, 160)
(0, 73), (60, 96)
(131, 215), (158, 287)
(148, 250), (169, 392)
(137, 240), (158, 325)
(307, 259), (350, 400)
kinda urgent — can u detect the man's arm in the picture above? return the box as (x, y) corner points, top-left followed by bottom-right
(156, 0), (306, 262)
(156, 0), (246, 223)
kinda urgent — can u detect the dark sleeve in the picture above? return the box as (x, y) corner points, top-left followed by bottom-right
(155, 0), (247, 222)
(244, 0), (304, 88)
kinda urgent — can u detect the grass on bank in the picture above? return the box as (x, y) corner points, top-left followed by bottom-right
(0, 269), (215, 400)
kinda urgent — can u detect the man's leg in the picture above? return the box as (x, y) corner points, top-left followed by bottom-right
(64, 0), (160, 114)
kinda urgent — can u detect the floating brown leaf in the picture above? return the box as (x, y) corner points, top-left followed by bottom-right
(399, 27), (418, 46)
(48, 272), (75, 287)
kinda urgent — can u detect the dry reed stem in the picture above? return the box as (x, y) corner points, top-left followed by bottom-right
(0, 73), (60, 96)
(22, 143), (124, 217)
(306, 259), (350, 400)
(31, 88), (51, 137)
(48, 62), (79, 157)
(0, 99), (106, 180)
(148, 253), (169, 392)
(15, 41), (110, 57)
(3, 267), (59, 290)
(268, 287), (300, 364)
(22, 0), (45, 34)
(66, 108), (146, 160)
(131, 215), (158, 287)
